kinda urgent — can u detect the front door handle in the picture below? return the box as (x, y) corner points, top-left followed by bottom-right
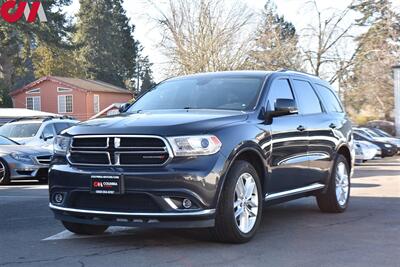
(297, 125), (306, 132)
(329, 123), (337, 129)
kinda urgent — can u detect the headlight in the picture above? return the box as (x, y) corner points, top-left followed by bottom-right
(167, 135), (222, 156)
(10, 153), (33, 163)
(54, 136), (71, 155)
(384, 144), (392, 148)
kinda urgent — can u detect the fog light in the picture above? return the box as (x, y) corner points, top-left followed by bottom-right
(54, 193), (64, 203)
(182, 198), (192, 209)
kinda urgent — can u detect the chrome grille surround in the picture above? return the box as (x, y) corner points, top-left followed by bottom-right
(67, 135), (173, 167)
(35, 155), (52, 165)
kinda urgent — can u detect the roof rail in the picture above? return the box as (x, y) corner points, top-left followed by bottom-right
(278, 69), (319, 77)
(8, 115), (75, 123)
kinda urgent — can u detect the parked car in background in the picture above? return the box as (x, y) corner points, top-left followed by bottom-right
(355, 128), (400, 151)
(367, 127), (400, 152)
(353, 132), (397, 157)
(0, 136), (52, 185)
(354, 140), (380, 163)
(0, 117), (78, 150)
(49, 70), (354, 243)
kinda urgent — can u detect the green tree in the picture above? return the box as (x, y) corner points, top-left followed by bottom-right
(248, 1), (303, 71)
(139, 57), (155, 95)
(74, 0), (137, 88)
(0, 0), (72, 107)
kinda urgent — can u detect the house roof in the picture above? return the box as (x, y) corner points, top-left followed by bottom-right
(10, 76), (133, 96)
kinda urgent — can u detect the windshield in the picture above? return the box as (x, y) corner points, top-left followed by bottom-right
(364, 129), (380, 137)
(0, 123), (41, 138)
(128, 76), (265, 112)
(0, 136), (18, 145)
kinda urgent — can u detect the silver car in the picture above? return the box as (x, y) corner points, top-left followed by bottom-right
(0, 135), (52, 185)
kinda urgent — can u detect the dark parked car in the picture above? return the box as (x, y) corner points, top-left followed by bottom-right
(49, 70), (354, 243)
(0, 135), (52, 185)
(353, 131), (397, 157)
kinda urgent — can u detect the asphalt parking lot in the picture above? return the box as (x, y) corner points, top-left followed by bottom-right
(0, 157), (399, 267)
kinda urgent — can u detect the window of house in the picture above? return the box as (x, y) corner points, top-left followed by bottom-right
(93, 94), (100, 113)
(58, 95), (73, 113)
(57, 87), (72, 93)
(26, 96), (41, 111)
(27, 88), (40, 94)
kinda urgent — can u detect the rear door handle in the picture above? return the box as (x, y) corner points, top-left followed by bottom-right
(297, 125), (306, 132)
(329, 123), (337, 129)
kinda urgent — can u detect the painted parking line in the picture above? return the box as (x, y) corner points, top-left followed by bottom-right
(42, 227), (136, 241)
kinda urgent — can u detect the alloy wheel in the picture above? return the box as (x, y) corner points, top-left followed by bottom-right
(335, 162), (349, 206)
(234, 172), (259, 234)
(0, 161), (5, 181)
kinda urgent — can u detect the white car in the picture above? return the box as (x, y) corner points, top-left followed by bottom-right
(355, 140), (381, 162)
(0, 117), (79, 150)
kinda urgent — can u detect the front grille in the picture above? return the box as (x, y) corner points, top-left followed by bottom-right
(68, 135), (171, 166)
(36, 155), (52, 165)
(70, 192), (161, 212)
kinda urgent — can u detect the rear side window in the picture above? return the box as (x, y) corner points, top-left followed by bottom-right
(314, 84), (343, 113)
(266, 79), (295, 111)
(292, 79), (322, 114)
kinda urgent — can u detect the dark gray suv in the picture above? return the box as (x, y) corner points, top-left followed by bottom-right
(50, 70), (354, 243)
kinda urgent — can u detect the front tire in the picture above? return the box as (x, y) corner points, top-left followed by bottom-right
(316, 154), (350, 213)
(211, 160), (262, 243)
(0, 159), (11, 185)
(62, 221), (108, 235)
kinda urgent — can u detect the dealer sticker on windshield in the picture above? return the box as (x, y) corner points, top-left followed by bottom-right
(90, 175), (123, 194)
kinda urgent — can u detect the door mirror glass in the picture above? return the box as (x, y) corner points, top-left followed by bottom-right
(119, 103), (130, 113)
(271, 98), (298, 117)
(42, 132), (54, 141)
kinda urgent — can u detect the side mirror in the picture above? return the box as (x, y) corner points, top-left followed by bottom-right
(118, 103), (130, 113)
(270, 98), (298, 117)
(42, 134), (54, 141)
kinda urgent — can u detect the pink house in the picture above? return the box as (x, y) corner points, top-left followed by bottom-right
(10, 76), (133, 121)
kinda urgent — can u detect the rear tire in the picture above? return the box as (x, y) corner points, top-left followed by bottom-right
(0, 159), (11, 185)
(62, 221), (108, 235)
(316, 154), (350, 213)
(211, 160), (262, 243)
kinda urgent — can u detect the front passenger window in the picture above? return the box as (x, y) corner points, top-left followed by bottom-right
(266, 79), (295, 111)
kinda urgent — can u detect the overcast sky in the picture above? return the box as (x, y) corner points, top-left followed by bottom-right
(64, 0), (400, 82)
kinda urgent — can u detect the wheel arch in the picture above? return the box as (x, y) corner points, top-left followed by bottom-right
(215, 142), (268, 207)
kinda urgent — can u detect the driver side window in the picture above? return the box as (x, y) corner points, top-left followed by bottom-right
(42, 124), (54, 140)
(266, 79), (295, 111)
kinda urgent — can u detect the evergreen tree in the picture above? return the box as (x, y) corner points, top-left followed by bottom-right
(139, 57), (155, 96)
(74, 0), (137, 88)
(247, 1), (303, 71)
(0, 0), (72, 107)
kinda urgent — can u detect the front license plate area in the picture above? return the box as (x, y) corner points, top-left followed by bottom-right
(90, 175), (122, 194)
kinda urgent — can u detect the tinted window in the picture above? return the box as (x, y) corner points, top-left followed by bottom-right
(292, 80), (322, 114)
(54, 123), (73, 134)
(128, 77), (264, 112)
(315, 84), (343, 113)
(266, 79), (294, 111)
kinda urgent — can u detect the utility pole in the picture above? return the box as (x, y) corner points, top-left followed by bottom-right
(393, 65), (400, 137)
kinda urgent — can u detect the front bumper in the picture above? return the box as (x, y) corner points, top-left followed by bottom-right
(49, 153), (227, 228)
(6, 156), (49, 180)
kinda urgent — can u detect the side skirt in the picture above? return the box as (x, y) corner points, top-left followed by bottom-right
(265, 183), (325, 202)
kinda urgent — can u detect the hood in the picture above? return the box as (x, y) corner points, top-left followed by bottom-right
(11, 137), (34, 145)
(0, 145), (52, 156)
(66, 109), (248, 136)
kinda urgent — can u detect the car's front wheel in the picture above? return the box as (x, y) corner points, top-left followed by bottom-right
(0, 159), (11, 185)
(317, 154), (350, 212)
(62, 221), (109, 235)
(211, 160), (262, 243)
